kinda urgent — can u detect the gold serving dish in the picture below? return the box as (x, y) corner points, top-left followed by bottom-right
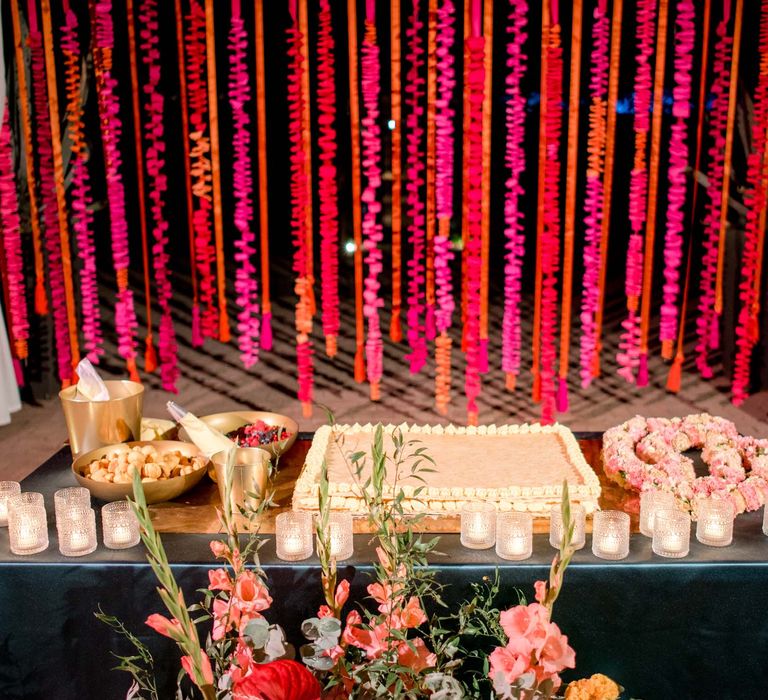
(179, 411), (298, 460)
(72, 440), (209, 504)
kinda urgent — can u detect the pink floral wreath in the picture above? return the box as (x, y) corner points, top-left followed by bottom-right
(602, 414), (768, 515)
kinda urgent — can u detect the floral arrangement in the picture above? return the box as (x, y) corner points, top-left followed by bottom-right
(99, 424), (625, 699)
(602, 413), (768, 515)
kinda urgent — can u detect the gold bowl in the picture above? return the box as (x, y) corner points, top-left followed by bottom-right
(179, 411), (298, 460)
(72, 440), (209, 504)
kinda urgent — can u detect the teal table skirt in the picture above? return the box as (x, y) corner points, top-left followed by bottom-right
(1, 448), (767, 699)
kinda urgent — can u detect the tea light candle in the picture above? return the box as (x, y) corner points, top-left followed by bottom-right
(276, 511), (313, 561)
(639, 491), (675, 537)
(696, 499), (733, 547)
(549, 503), (586, 550)
(461, 502), (496, 549)
(0, 482), (21, 527)
(591, 510), (630, 560)
(652, 508), (690, 558)
(496, 512), (532, 561)
(57, 507), (97, 557)
(102, 501), (141, 549)
(8, 498), (48, 555)
(321, 513), (354, 561)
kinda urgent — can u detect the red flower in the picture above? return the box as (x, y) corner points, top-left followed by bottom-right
(232, 659), (321, 700)
(145, 613), (183, 640)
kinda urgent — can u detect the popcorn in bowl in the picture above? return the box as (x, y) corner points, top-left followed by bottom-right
(81, 445), (207, 484)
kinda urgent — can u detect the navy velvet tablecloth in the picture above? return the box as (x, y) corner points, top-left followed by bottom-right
(1, 446), (768, 700)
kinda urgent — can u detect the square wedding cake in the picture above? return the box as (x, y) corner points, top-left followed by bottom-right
(292, 423), (601, 516)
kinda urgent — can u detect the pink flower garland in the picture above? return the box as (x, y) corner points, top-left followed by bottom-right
(228, 0), (260, 370)
(617, 0), (656, 384)
(28, 0), (72, 384)
(659, 0), (695, 352)
(287, 4), (313, 415)
(139, 0), (179, 391)
(578, 0), (609, 389)
(186, 0), (217, 343)
(91, 0), (140, 378)
(361, 15), (384, 400)
(317, 0), (340, 357)
(61, 6), (101, 363)
(732, 1), (768, 405)
(603, 414), (768, 516)
(501, 0), (528, 388)
(464, 29), (485, 425)
(0, 108), (29, 360)
(696, 14), (732, 379)
(540, 12), (564, 424)
(405, 0), (427, 374)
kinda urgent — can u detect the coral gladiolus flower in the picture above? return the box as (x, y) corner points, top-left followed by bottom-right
(145, 613), (183, 640)
(334, 579), (350, 609)
(181, 652), (214, 686)
(232, 659), (321, 700)
(208, 567), (232, 592)
(398, 596), (427, 629)
(210, 540), (230, 559)
(396, 637), (436, 672)
(233, 570), (273, 614)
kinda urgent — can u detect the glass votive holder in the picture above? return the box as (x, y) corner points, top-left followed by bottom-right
(102, 501), (141, 549)
(496, 512), (532, 560)
(57, 506), (98, 557)
(591, 510), (630, 560)
(696, 499), (734, 547)
(652, 508), (691, 558)
(320, 512), (354, 561)
(0, 481), (21, 527)
(54, 487), (91, 523)
(461, 502), (497, 549)
(7, 499), (48, 555)
(276, 511), (313, 561)
(639, 490), (675, 537)
(549, 503), (586, 550)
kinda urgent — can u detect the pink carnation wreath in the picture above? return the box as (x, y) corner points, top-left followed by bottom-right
(602, 414), (768, 516)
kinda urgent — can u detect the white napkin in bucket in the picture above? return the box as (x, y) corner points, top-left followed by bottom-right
(75, 358), (109, 401)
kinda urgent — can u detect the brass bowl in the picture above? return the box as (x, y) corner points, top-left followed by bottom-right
(179, 411), (298, 460)
(72, 440), (209, 504)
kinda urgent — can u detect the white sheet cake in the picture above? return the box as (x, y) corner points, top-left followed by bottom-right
(292, 423), (601, 516)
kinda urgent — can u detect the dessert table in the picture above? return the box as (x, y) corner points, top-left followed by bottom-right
(1, 433), (767, 699)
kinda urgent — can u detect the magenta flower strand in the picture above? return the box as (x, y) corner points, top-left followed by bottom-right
(405, 0), (427, 374)
(228, 0), (260, 370)
(61, 7), (101, 364)
(361, 15), (385, 400)
(139, 0), (179, 390)
(578, 0), (609, 389)
(317, 0), (340, 357)
(696, 15), (732, 379)
(501, 0), (528, 388)
(28, 0), (72, 385)
(659, 0), (695, 354)
(91, 0), (140, 379)
(617, 0), (657, 384)
(0, 108), (29, 361)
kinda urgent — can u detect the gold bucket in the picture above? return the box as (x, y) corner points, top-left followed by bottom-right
(59, 380), (144, 458)
(212, 447), (270, 520)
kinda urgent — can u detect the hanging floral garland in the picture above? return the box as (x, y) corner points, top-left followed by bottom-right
(539, 2), (564, 424)
(317, 0), (340, 357)
(424, 0), (438, 344)
(390, 0), (404, 342)
(186, 0), (218, 342)
(464, 0), (484, 426)
(659, 0), (695, 359)
(361, 10), (384, 400)
(617, 0), (657, 384)
(0, 109), (28, 360)
(696, 7), (733, 379)
(228, 0), (260, 369)
(434, 0), (457, 414)
(288, 1), (313, 417)
(405, 0), (427, 374)
(62, 3), (101, 363)
(30, 0), (73, 385)
(90, 0), (140, 380)
(138, 0), (179, 390)
(578, 0), (609, 389)
(732, 0), (768, 405)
